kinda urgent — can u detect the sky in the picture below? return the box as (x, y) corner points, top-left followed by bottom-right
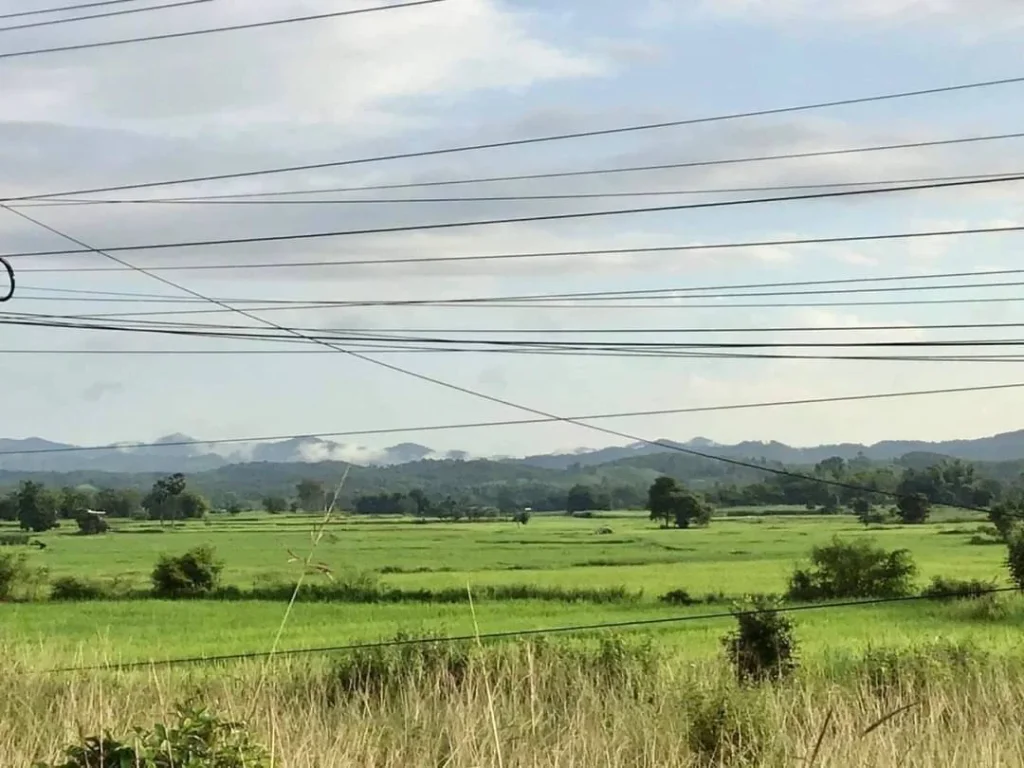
(2, 0), (1024, 460)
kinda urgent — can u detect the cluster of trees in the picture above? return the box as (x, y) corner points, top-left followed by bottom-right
(647, 477), (712, 529)
(707, 457), (1001, 520)
(0, 474), (211, 532)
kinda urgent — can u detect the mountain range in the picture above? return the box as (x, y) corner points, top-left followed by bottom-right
(4, 429), (1024, 473)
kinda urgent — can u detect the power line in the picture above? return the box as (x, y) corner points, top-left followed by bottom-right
(5, 174), (1023, 260)
(8, 72), (1024, 201)
(0, 0), (212, 33)
(0, 206), (1007, 517)
(16, 276), (1024, 307)
(37, 587), (1021, 674)
(1, 381), (1020, 457)
(16, 223), (1024, 274)
(0, 0), (155, 20)
(0, 0), (444, 62)
(14, 169), (1024, 207)
(20, 292), (1024, 320)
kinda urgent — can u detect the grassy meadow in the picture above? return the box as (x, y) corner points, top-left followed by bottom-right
(4, 509), (1023, 765)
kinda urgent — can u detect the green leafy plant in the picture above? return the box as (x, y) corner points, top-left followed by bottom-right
(723, 597), (798, 683)
(787, 537), (916, 601)
(151, 546), (223, 598)
(36, 704), (269, 768)
(0, 552), (29, 601)
(1007, 530), (1024, 591)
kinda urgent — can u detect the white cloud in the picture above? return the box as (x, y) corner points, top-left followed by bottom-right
(1, 0), (604, 139)
(698, 0), (1024, 26)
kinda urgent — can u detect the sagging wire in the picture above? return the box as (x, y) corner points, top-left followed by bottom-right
(0, 257), (14, 302)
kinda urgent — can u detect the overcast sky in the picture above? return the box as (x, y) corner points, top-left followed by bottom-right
(2, 0), (1024, 459)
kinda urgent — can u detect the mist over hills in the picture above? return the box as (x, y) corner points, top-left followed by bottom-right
(3, 429), (1024, 474)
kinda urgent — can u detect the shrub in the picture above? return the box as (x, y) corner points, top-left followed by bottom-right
(660, 588), (697, 605)
(921, 576), (996, 600)
(152, 546), (223, 598)
(50, 576), (109, 601)
(0, 552), (29, 601)
(1007, 530), (1024, 591)
(36, 704), (268, 768)
(989, 501), (1024, 541)
(896, 492), (931, 524)
(787, 537), (916, 601)
(722, 597), (798, 684)
(75, 512), (108, 536)
(0, 533), (29, 546)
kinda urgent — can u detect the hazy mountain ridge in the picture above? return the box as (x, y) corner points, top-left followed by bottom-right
(3, 429), (1024, 474)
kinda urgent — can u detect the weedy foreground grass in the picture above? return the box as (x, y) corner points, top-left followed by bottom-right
(6, 636), (1024, 767)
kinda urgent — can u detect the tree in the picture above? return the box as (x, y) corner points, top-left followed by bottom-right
(143, 473), (187, 526)
(513, 509), (531, 525)
(17, 481), (58, 533)
(672, 491), (712, 529)
(76, 512), (109, 536)
(408, 489), (433, 517)
(989, 500), (1024, 541)
(0, 492), (16, 522)
(178, 491), (209, 519)
(151, 546), (223, 598)
(787, 537), (916, 601)
(295, 479), (325, 512)
(58, 487), (93, 520)
(262, 496), (288, 514)
(647, 476), (711, 529)
(566, 484), (608, 514)
(95, 487), (142, 519)
(647, 476), (679, 528)
(896, 492), (931, 524)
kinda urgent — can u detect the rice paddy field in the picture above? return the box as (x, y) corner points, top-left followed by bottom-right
(4, 510), (1023, 766)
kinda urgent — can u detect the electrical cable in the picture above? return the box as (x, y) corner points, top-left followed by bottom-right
(16, 169), (1024, 207)
(16, 276), (1024, 307)
(4, 173), (1023, 260)
(0, 0), (444, 62)
(33, 587), (1021, 674)
(20, 291), (1024, 320)
(0, 257), (14, 302)
(0, 204), (1005, 517)
(7, 73), (1024, 202)
(0, 0), (155, 20)
(0, 0), (213, 33)
(16, 223), (1024, 274)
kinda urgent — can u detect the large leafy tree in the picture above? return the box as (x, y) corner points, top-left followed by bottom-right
(896, 492), (931, 524)
(17, 481), (59, 533)
(295, 479), (326, 512)
(143, 473), (187, 526)
(648, 476), (712, 529)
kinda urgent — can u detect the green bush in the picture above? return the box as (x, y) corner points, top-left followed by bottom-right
(0, 533), (30, 546)
(722, 597), (798, 683)
(921, 576), (996, 600)
(1007, 530), (1024, 591)
(50, 576), (109, 601)
(660, 588), (697, 605)
(35, 704), (268, 768)
(152, 546), (223, 598)
(0, 552), (29, 601)
(787, 537), (916, 601)
(75, 513), (108, 536)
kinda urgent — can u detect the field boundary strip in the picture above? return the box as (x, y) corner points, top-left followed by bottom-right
(28, 586), (1020, 675)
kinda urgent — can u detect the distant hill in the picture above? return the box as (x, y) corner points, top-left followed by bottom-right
(528, 430), (1024, 467)
(4, 428), (1024, 476)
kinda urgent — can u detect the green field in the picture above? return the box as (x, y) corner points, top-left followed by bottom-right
(1, 510), (1019, 668)
(5, 510), (1024, 766)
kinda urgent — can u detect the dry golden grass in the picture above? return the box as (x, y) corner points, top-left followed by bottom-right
(5, 637), (1024, 767)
